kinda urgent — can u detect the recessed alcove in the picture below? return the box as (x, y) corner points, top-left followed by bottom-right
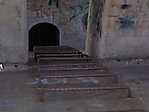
(29, 23), (60, 51)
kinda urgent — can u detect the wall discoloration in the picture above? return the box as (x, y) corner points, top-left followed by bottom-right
(1, 0), (149, 63)
(0, 0), (27, 63)
(27, 0), (89, 50)
(100, 0), (149, 58)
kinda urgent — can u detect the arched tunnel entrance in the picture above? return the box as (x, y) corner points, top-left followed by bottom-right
(29, 23), (60, 51)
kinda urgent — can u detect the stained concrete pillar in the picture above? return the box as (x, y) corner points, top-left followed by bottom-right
(0, 0), (27, 63)
(85, 0), (105, 58)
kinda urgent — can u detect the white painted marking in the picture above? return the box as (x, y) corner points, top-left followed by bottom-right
(0, 64), (4, 71)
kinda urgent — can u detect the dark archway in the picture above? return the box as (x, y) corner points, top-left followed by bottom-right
(29, 23), (60, 51)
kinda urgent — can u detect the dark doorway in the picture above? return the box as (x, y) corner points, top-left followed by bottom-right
(29, 23), (60, 51)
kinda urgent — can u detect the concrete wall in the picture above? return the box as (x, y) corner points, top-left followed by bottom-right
(0, 0), (27, 63)
(1, 0), (149, 63)
(100, 0), (149, 59)
(27, 0), (89, 50)
(0, 0), (88, 63)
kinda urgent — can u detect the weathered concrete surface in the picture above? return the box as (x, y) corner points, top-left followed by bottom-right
(86, 0), (149, 59)
(0, 0), (27, 63)
(27, 0), (88, 50)
(0, 63), (148, 112)
(110, 63), (149, 111)
(1, 0), (149, 63)
(100, 0), (149, 59)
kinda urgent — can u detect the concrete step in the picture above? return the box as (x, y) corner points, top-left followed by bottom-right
(34, 74), (118, 86)
(30, 66), (110, 77)
(35, 69), (110, 77)
(38, 65), (107, 71)
(86, 98), (146, 112)
(37, 68), (108, 75)
(34, 46), (79, 52)
(35, 83), (131, 99)
(34, 47), (81, 55)
(37, 62), (104, 70)
(37, 62), (102, 67)
(36, 53), (88, 59)
(37, 57), (99, 64)
(38, 72), (116, 78)
(38, 60), (101, 65)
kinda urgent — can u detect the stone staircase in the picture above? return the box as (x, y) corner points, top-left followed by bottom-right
(32, 46), (146, 112)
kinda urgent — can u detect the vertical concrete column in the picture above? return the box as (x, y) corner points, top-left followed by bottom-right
(85, 0), (105, 58)
(0, 0), (28, 63)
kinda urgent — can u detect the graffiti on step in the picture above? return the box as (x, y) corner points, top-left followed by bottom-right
(0, 100), (16, 109)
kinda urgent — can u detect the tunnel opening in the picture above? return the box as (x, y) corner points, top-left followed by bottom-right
(29, 23), (60, 51)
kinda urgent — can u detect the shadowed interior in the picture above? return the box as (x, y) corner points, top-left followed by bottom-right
(29, 23), (60, 51)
